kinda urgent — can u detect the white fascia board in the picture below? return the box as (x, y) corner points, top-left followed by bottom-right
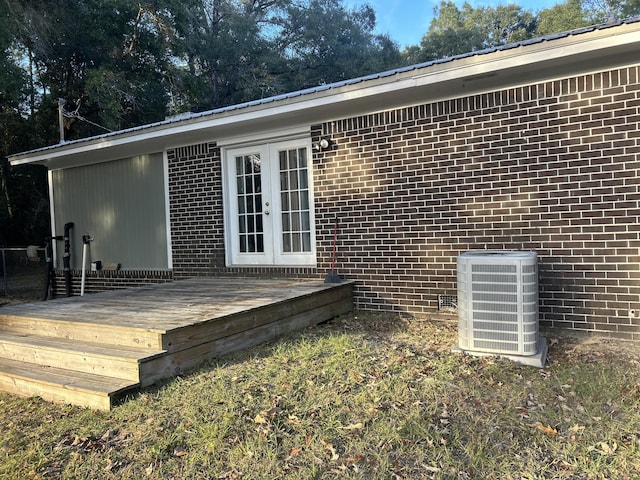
(410, 27), (640, 85)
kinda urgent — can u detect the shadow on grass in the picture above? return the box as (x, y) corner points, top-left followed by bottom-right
(118, 310), (455, 408)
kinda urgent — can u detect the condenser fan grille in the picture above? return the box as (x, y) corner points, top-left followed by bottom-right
(457, 251), (539, 356)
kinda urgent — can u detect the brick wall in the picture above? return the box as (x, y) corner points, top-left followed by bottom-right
(167, 142), (225, 277)
(165, 65), (640, 338)
(52, 269), (173, 297)
(313, 65), (640, 338)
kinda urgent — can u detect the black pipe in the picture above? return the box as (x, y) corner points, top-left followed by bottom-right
(63, 222), (74, 297)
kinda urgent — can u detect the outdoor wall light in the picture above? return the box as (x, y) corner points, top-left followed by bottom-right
(313, 137), (334, 151)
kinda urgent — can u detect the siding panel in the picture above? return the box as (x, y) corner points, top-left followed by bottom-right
(51, 153), (168, 269)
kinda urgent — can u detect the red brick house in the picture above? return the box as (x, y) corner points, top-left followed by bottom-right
(9, 19), (640, 338)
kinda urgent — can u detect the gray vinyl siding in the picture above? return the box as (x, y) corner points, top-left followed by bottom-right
(51, 153), (169, 270)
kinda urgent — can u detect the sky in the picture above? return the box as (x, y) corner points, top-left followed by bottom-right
(343, 0), (564, 48)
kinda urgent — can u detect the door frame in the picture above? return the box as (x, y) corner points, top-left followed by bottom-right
(222, 138), (317, 267)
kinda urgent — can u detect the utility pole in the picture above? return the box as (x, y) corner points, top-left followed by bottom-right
(58, 98), (65, 143)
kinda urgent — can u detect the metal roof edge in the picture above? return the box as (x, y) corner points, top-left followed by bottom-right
(9, 16), (640, 165)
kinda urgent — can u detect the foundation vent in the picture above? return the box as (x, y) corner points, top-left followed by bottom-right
(438, 295), (458, 312)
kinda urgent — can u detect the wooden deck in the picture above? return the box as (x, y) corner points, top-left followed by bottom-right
(0, 278), (353, 410)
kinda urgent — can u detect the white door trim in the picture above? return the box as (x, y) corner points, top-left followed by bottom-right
(223, 138), (317, 267)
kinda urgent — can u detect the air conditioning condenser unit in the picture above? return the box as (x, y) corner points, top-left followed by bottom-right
(456, 250), (547, 367)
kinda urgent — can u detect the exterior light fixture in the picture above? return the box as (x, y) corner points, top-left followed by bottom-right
(313, 137), (334, 151)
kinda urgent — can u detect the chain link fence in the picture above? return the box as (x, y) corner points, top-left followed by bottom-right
(0, 247), (47, 303)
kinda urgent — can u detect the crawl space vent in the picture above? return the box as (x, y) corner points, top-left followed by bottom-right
(438, 295), (458, 311)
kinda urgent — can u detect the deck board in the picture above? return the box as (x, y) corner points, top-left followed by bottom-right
(0, 277), (354, 409)
(1, 278), (346, 330)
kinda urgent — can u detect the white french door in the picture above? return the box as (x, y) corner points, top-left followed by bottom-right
(224, 139), (316, 266)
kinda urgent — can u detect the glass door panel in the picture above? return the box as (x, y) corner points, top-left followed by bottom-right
(235, 154), (263, 253)
(278, 147), (312, 255)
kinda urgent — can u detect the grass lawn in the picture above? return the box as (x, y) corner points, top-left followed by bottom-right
(0, 311), (639, 479)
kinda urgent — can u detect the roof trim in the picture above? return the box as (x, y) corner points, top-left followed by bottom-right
(9, 17), (640, 168)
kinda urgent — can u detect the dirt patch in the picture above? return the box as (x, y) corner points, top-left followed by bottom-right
(544, 328), (640, 365)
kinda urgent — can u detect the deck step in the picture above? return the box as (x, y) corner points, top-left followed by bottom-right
(0, 312), (165, 349)
(0, 331), (164, 382)
(0, 357), (138, 410)
(0, 279), (354, 409)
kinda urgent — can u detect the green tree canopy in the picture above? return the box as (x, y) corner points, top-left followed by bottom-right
(402, 0), (640, 65)
(406, 1), (537, 63)
(0, 0), (402, 245)
(278, 0), (400, 89)
(537, 0), (592, 35)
